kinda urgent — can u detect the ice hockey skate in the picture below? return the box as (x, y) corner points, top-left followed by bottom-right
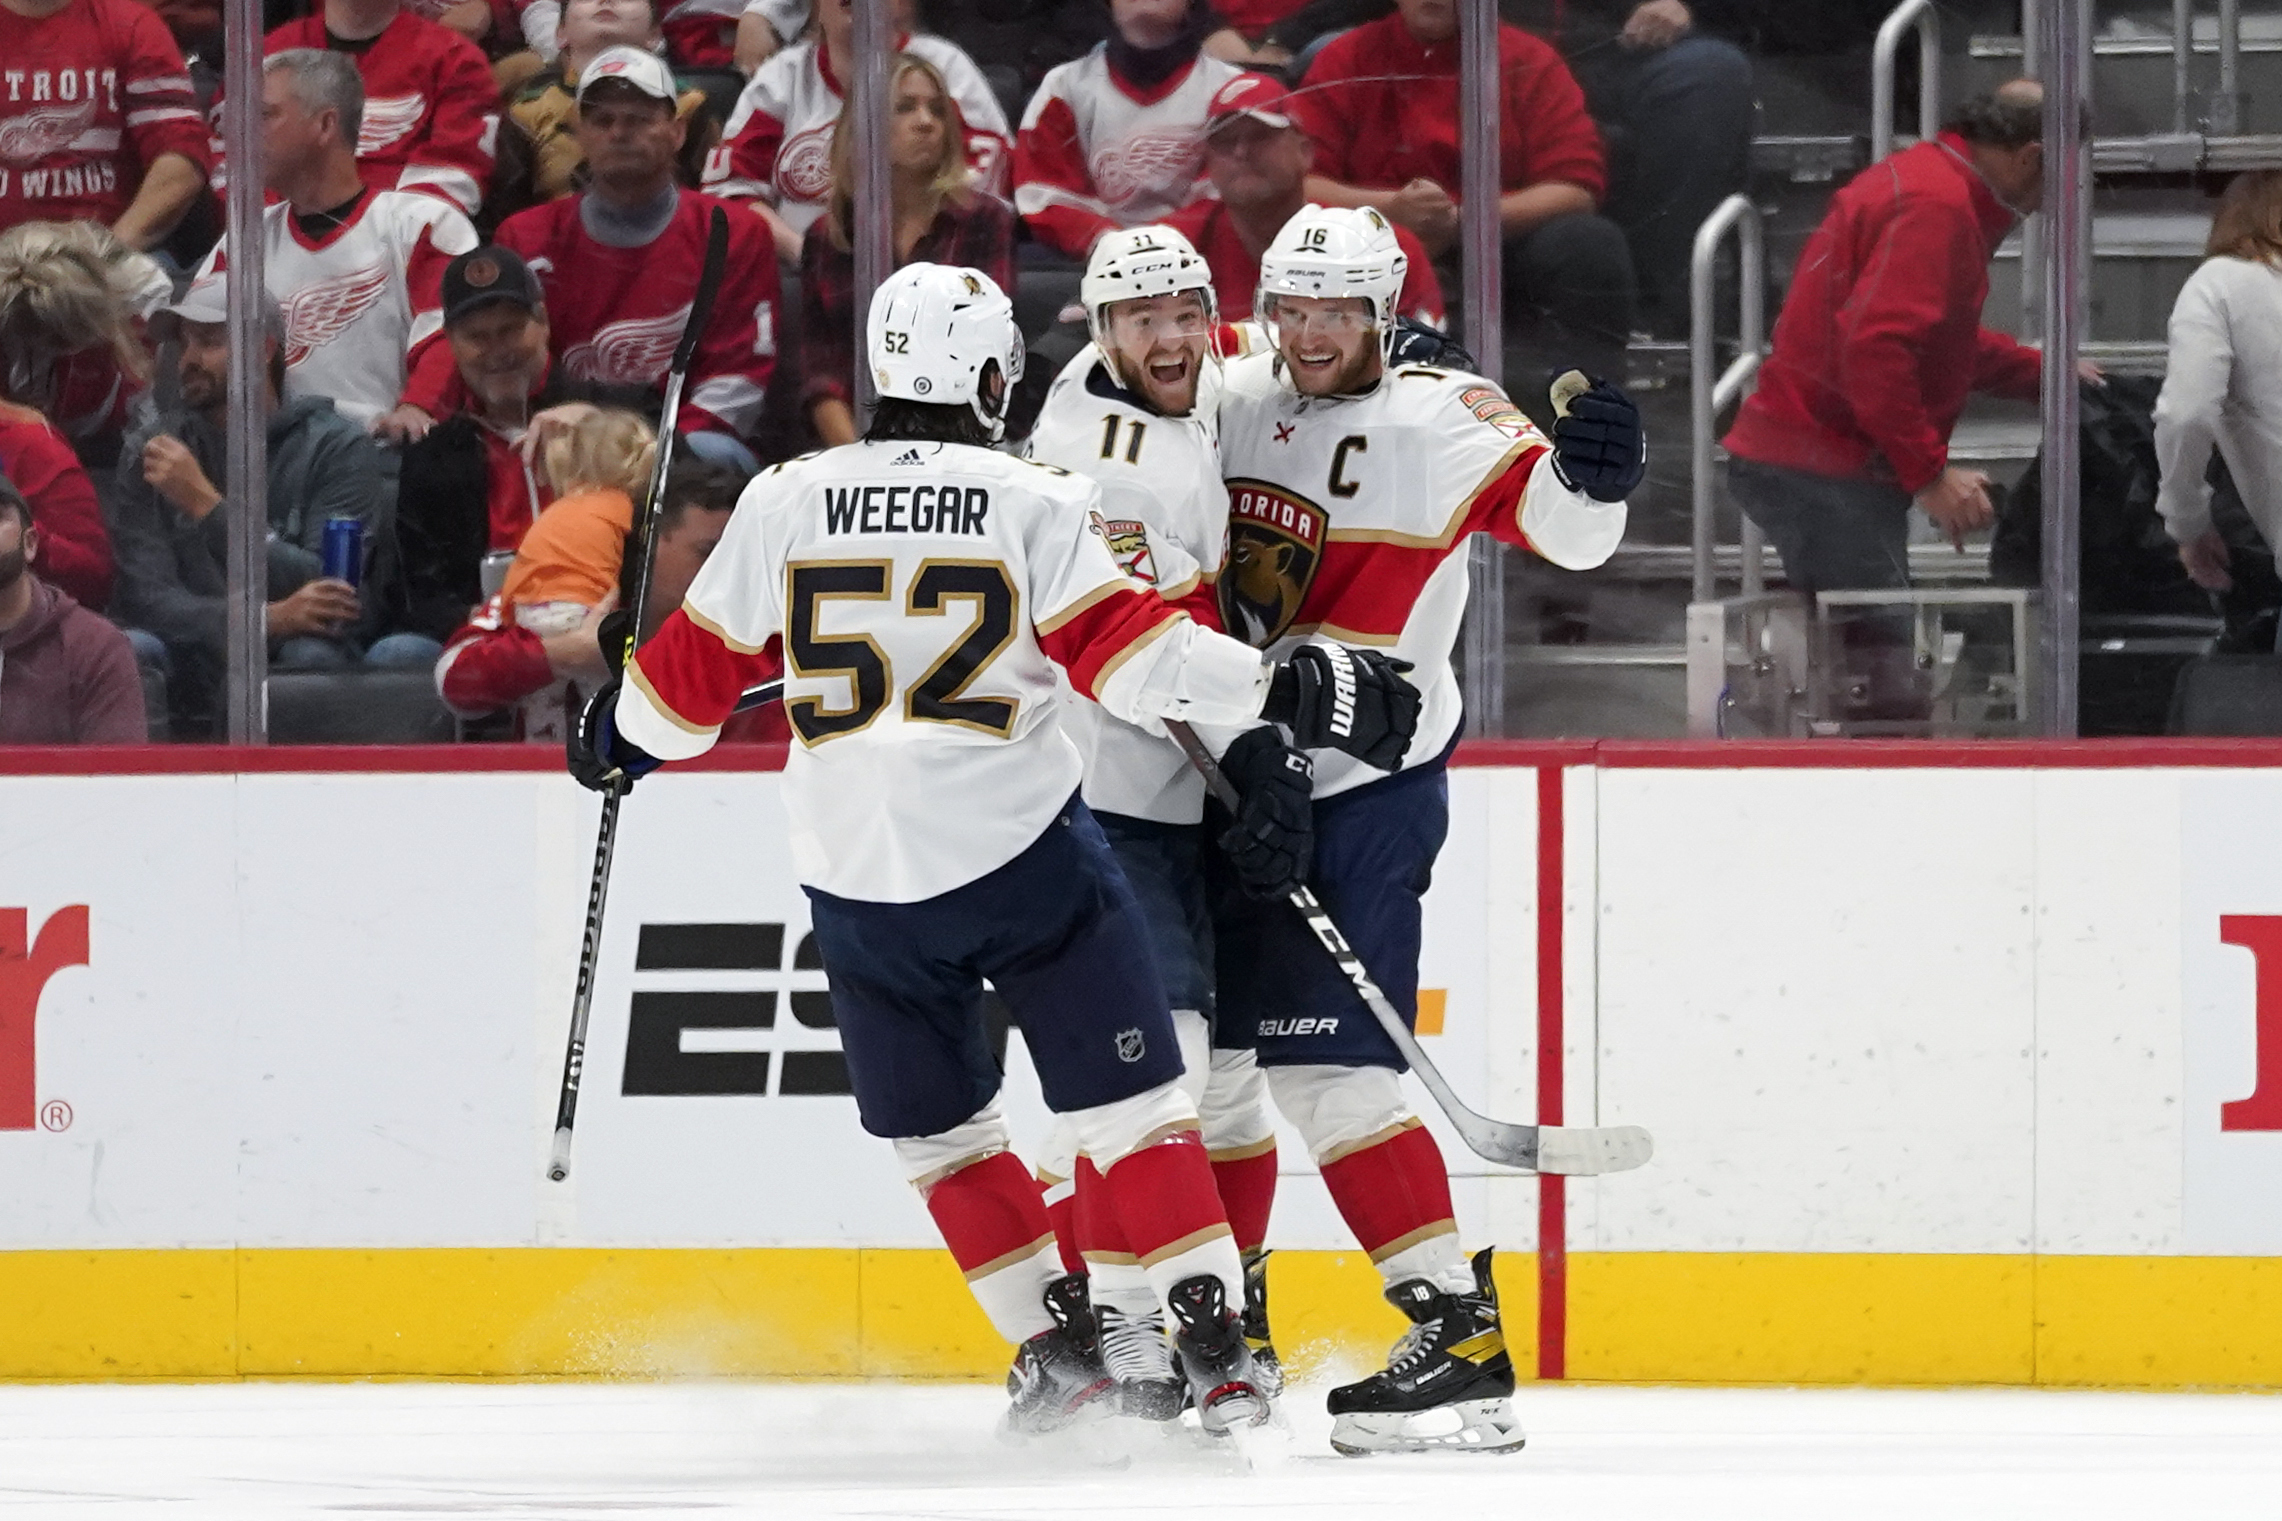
(999, 1275), (1115, 1440)
(1164, 1275), (1272, 1434)
(1325, 1247), (1527, 1457)
(1240, 1249), (1286, 1399)
(1093, 1297), (1187, 1421)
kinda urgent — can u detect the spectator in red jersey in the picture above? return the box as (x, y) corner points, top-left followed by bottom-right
(0, 476), (144, 743)
(230, 0), (501, 216)
(485, 0), (717, 228)
(479, 47), (779, 471)
(436, 443), (780, 743)
(711, 0), (1009, 264)
(202, 50), (477, 438)
(1722, 84), (2088, 600)
(1167, 74), (1442, 329)
(0, 402), (110, 609)
(1287, 0), (1634, 382)
(1012, 0), (1237, 261)
(799, 53), (1013, 448)
(0, 0), (211, 248)
(0, 221), (168, 472)
(392, 243), (655, 640)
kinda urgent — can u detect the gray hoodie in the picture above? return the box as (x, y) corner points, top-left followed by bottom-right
(104, 395), (388, 659)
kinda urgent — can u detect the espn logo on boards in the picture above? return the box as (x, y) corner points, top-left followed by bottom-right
(623, 922), (849, 1097)
(0, 906), (90, 1131)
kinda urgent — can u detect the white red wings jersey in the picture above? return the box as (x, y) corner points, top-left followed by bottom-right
(708, 35), (1010, 240)
(616, 438), (1274, 902)
(493, 189), (779, 438)
(0, 0), (209, 234)
(1013, 49), (1235, 260)
(199, 188), (477, 428)
(1026, 343), (1231, 824)
(215, 15), (499, 215)
(1216, 354), (1626, 798)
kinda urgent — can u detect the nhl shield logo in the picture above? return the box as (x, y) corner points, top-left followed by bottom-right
(1114, 1028), (1147, 1063)
(1221, 480), (1326, 647)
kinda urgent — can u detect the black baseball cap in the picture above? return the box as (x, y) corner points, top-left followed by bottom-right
(441, 245), (545, 326)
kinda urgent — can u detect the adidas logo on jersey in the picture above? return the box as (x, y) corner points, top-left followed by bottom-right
(891, 449), (925, 466)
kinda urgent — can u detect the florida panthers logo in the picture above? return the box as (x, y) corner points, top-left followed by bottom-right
(280, 265), (392, 367)
(1092, 130), (1203, 208)
(1090, 515), (1157, 586)
(776, 123), (834, 203)
(358, 94), (427, 156)
(563, 304), (690, 385)
(1221, 480), (1325, 647)
(0, 99), (98, 165)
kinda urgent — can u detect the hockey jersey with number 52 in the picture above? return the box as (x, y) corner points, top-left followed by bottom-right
(616, 438), (1276, 903)
(1216, 354), (1626, 798)
(1026, 343), (1229, 825)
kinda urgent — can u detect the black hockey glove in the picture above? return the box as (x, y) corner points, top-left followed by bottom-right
(1262, 643), (1421, 771)
(1548, 372), (1646, 503)
(1214, 727), (1314, 901)
(1387, 316), (1478, 372)
(566, 673), (663, 794)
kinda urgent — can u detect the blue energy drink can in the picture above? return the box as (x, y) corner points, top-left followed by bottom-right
(321, 516), (364, 587)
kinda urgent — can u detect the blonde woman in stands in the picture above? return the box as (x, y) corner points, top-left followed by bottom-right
(2157, 170), (2282, 617)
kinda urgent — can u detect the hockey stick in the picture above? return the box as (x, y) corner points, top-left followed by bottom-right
(547, 206), (733, 1185)
(1165, 720), (1652, 1176)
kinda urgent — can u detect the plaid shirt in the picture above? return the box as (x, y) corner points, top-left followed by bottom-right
(798, 191), (1018, 414)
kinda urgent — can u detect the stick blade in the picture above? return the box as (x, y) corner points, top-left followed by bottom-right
(1533, 1124), (1655, 1176)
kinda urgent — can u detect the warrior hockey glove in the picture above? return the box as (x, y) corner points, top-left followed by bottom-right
(567, 673), (663, 794)
(1215, 727), (1314, 900)
(1387, 316), (1478, 372)
(1548, 373), (1646, 503)
(1263, 643), (1421, 771)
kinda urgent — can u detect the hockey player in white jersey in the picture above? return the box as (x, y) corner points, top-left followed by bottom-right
(1024, 226), (1297, 1419)
(565, 262), (1421, 1438)
(1214, 205), (1641, 1455)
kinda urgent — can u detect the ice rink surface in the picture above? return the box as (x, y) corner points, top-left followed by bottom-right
(5, 1378), (2280, 1519)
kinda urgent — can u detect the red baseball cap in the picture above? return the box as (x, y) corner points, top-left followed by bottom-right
(1205, 73), (1295, 135)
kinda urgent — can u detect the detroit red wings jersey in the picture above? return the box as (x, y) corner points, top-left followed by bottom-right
(1027, 344), (1231, 824)
(709, 35), (1009, 239)
(0, 0), (209, 234)
(199, 189), (476, 427)
(493, 189), (778, 438)
(233, 15), (499, 214)
(1216, 355), (1626, 798)
(1014, 50), (1236, 259)
(617, 439), (1274, 902)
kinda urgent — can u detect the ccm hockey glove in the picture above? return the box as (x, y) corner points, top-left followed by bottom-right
(1263, 643), (1421, 771)
(567, 673), (663, 794)
(1548, 372), (1646, 502)
(1215, 727), (1314, 900)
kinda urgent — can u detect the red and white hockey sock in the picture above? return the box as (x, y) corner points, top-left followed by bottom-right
(1318, 1120), (1470, 1294)
(1209, 1141), (1278, 1256)
(922, 1150), (1061, 1345)
(1098, 1129), (1243, 1309)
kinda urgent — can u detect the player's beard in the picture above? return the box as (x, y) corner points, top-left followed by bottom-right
(1280, 333), (1378, 397)
(1120, 339), (1203, 416)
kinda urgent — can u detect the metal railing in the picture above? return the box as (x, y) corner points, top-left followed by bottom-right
(1689, 194), (1767, 606)
(1872, 0), (1942, 163)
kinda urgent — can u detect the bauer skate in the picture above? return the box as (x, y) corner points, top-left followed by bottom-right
(1094, 1299), (1187, 1421)
(1165, 1274), (1272, 1434)
(999, 1274), (1115, 1440)
(1325, 1247), (1527, 1457)
(1241, 1248), (1286, 1399)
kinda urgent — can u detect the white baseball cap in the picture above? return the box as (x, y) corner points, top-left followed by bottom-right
(157, 272), (284, 340)
(576, 45), (676, 105)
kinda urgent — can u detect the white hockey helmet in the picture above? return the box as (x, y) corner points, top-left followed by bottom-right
(867, 262), (1026, 441)
(1081, 224), (1218, 352)
(1256, 204), (1408, 368)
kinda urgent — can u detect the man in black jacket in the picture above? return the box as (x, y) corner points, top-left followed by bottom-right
(389, 246), (652, 642)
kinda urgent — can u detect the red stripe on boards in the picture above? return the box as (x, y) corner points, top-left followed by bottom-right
(1535, 764), (1567, 1381)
